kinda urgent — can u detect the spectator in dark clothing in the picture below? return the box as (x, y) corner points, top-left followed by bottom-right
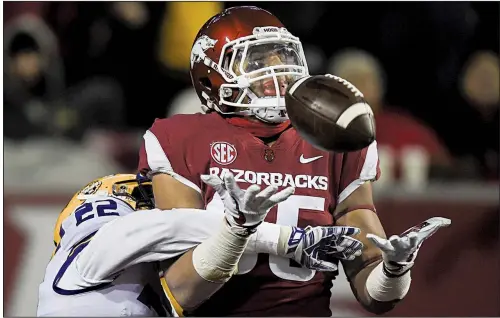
(451, 51), (499, 180)
(4, 14), (126, 141)
(45, 2), (172, 128)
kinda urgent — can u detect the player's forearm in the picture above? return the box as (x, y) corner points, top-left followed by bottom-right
(164, 222), (251, 313)
(347, 260), (400, 314)
(162, 249), (222, 316)
(162, 222), (296, 313)
(346, 256), (411, 315)
(336, 206), (410, 314)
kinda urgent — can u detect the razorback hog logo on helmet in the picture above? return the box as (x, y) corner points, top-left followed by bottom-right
(190, 35), (218, 69)
(211, 142), (237, 165)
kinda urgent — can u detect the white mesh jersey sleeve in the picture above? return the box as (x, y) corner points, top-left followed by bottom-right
(74, 208), (224, 285)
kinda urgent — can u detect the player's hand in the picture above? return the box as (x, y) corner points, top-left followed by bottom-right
(201, 172), (295, 235)
(285, 225), (363, 271)
(366, 217), (451, 276)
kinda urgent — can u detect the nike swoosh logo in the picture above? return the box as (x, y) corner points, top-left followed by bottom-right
(299, 154), (324, 164)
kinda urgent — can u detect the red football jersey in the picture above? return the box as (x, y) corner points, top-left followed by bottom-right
(138, 112), (380, 316)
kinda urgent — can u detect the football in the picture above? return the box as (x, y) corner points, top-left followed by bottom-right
(285, 74), (376, 152)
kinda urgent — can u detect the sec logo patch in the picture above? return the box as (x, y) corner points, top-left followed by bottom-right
(211, 142), (237, 165)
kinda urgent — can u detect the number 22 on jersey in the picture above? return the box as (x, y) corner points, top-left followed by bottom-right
(238, 195), (325, 282)
(74, 199), (119, 226)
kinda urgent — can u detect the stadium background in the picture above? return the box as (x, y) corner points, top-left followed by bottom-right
(4, 2), (499, 316)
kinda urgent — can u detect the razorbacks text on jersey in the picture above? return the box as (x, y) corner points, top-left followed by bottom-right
(37, 196), (169, 317)
(138, 112), (380, 316)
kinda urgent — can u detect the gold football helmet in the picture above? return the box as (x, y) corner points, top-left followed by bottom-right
(52, 174), (153, 248)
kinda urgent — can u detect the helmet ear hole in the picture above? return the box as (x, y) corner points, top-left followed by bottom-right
(223, 51), (234, 70)
(199, 77), (212, 91)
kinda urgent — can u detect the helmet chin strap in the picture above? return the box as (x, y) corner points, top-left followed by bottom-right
(251, 106), (288, 123)
(248, 91), (288, 123)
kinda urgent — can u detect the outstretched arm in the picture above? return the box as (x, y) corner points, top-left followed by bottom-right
(334, 182), (396, 314)
(336, 182), (450, 315)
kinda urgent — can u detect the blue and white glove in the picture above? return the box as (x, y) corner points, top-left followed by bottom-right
(366, 217), (451, 276)
(201, 172), (295, 236)
(283, 225), (363, 272)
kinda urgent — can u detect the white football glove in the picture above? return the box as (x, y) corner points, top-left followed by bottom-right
(285, 225), (363, 272)
(201, 172), (295, 236)
(366, 217), (451, 276)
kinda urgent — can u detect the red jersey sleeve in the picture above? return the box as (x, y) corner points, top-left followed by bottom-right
(336, 141), (381, 204)
(137, 117), (202, 194)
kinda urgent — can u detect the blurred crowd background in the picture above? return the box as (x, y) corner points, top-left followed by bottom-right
(4, 1), (499, 183)
(3, 2), (499, 317)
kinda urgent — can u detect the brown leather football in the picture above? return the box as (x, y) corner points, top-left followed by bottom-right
(285, 74), (376, 152)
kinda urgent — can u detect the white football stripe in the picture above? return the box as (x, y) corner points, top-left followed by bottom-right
(144, 130), (173, 172)
(143, 130), (202, 193)
(336, 103), (374, 128)
(338, 141), (379, 203)
(288, 76), (311, 95)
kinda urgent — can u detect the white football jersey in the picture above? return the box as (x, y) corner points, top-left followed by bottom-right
(37, 197), (168, 317)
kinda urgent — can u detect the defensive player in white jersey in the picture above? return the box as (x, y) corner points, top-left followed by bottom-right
(38, 173), (363, 316)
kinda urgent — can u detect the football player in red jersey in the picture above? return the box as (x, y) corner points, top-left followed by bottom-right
(138, 6), (450, 316)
